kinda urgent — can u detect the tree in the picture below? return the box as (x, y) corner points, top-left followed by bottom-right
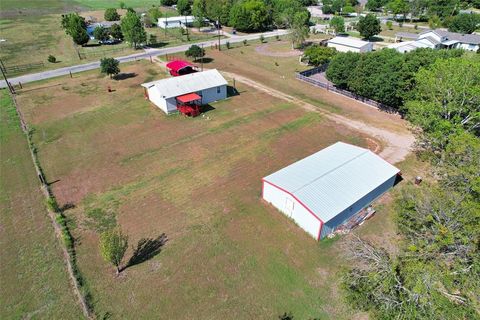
(47, 55), (56, 63)
(147, 6), (162, 23)
(177, 0), (193, 15)
(404, 56), (480, 152)
(288, 11), (310, 48)
(93, 26), (109, 42)
(148, 33), (157, 45)
(99, 228), (128, 275)
(192, 0), (207, 27)
(110, 23), (123, 40)
(447, 13), (480, 34)
(325, 51), (361, 88)
(302, 45), (337, 66)
(185, 44), (205, 61)
(357, 13), (381, 40)
(100, 57), (120, 78)
(104, 8), (120, 21)
(121, 10), (147, 48)
(329, 15), (345, 34)
(161, 0), (178, 5)
(387, 0), (410, 21)
(365, 0), (389, 10)
(229, 0), (271, 32)
(427, 0), (460, 19)
(61, 13), (89, 46)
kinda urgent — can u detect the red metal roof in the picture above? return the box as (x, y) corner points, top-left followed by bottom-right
(176, 92), (201, 103)
(166, 60), (194, 72)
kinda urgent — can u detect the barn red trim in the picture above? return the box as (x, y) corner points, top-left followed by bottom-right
(262, 179), (324, 240)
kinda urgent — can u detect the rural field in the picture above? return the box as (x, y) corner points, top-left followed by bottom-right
(10, 37), (420, 318)
(0, 90), (83, 319)
(0, 1), (218, 77)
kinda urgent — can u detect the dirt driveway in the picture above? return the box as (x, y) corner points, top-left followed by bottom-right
(221, 71), (415, 164)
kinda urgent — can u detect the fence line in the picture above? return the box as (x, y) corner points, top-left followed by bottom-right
(3, 62), (44, 74)
(296, 67), (398, 114)
(7, 92), (95, 319)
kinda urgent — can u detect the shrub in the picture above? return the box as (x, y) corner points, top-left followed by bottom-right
(243, 39), (247, 46)
(226, 41), (230, 49)
(260, 34), (265, 43)
(119, 1), (125, 9)
(47, 55), (56, 63)
(386, 21), (393, 30)
(276, 34), (280, 41)
(46, 197), (59, 212)
(104, 8), (121, 21)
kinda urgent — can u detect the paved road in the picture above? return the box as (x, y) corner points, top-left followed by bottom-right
(0, 30), (288, 88)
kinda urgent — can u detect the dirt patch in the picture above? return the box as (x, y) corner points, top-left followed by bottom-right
(221, 71), (414, 164)
(255, 42), (302, 57)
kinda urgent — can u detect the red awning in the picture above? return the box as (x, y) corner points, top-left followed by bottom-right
(177, 93), (201, 103)
(166, 60), (194, 72)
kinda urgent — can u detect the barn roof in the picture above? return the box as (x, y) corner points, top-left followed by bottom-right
(263, 142), (400, 223)
(327, 36), (371, 48)
(141, 69), (227, 99)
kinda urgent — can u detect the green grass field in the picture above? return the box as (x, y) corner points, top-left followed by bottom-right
(0, 90), (83, 319)
(13, 59), (379, 319)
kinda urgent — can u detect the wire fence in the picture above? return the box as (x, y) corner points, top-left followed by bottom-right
(2, 61), (44, 74)
(296, 66), (398, 114)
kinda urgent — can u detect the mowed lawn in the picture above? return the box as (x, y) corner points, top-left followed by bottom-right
(0, 90), (83, 319)
(0, 1), (180, 75)
(15, 60), (375, 319)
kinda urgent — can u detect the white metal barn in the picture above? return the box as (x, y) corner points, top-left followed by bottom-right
(157, 16), (195, 28)
(327, 36), (373, 53)
(262, 142), (400, 240)
(141, 69), (228, 114)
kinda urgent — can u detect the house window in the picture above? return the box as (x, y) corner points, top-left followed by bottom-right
(217, 86), (221, 94)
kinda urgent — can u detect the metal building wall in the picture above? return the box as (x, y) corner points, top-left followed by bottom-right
(319, 174), (397, 239)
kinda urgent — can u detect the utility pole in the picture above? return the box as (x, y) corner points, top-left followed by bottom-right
(184, 15), (190, 41)
(201, 43), (204, 71)
(217, 19), (221, 51)
(0, 58), (15, 94)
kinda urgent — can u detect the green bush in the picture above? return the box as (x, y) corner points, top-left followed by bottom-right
(46, 197), (59, 212)
(243, 39), (247, 46)
(104, 8), (120, 21)
(47, 55), (56, 63)
(226, 41), (230, 49)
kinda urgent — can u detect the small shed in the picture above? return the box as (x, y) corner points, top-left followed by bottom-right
(327, 36), (373, 53)
(141, 69), (228, 114)
(262, 142), (400, 240)
(166, 60), (198, 76)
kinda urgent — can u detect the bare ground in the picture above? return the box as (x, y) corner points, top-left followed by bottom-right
(221, 71), (414, 164)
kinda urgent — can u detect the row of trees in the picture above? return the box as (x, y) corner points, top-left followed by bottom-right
(325, 48), (464, 108)
(366, 0), (480, 34)
(161, 0), (312, 32)
(61, 9), (146, 48)
(343, 54), (480, 319)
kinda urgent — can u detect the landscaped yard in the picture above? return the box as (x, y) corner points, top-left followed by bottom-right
(13, 58), (386, 319)
(0, 90), (83, 319)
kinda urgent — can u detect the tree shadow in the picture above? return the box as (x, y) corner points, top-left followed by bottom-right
(195, 57), (214, 64)
(147, 42), (168, 49)
(369, 36), (384, 42)
(60, 202), (76, 211)
(114, 73), (137, 80)
(125, 233), (168, 269)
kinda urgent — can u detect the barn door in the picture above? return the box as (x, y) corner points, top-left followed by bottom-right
(284, 198), (294, 217)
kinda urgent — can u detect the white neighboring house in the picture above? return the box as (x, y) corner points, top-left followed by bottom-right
(141, 69), (228, 114)
(327, 36), (373, 53)
(157, 16), (196, 28)
(389, 30), (480, 53)
(262, 142), (400, 240)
